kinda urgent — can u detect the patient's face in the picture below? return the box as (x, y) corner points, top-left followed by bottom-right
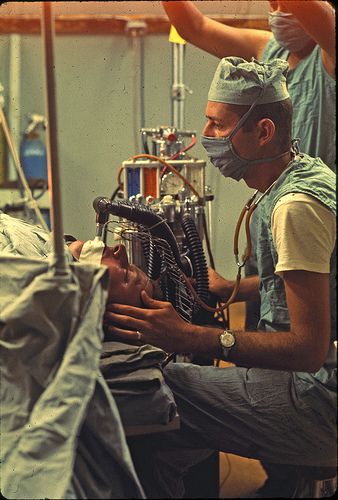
(69, 241), (153, 306)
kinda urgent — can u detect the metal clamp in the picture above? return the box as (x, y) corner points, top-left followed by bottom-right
(125, 20), (147, 36)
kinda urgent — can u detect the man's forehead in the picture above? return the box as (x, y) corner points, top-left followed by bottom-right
(206, 100), (226, 115)
(205, 101), (237, 123)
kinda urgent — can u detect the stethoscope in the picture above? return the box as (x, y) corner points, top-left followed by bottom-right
(183, 150), (298, 314)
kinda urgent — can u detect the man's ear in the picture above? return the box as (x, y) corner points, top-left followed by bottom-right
(256, 118), (276, 146)
(68, 240), (84, 261)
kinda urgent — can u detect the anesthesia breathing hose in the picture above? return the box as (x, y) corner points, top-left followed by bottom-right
(93, 192), (255, 314)
(95, 156), (277, 314)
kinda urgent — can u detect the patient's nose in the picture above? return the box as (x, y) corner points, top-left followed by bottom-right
(112, 244), (129, 268)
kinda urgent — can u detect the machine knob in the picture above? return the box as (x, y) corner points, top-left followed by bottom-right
(146, 195), (154, 204)
(162, 195), (175, 204)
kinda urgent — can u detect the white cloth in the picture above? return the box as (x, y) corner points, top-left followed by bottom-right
(271, 193), (336, 274)
(79, 237), (105, 265)
(0, 256), (145, 499)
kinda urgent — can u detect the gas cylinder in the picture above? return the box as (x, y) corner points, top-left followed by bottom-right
(20, 115), (48, 184)
(20, 114), (50, 228)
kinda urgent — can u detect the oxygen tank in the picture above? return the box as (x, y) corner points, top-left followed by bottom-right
(20, 114), (50, 228)
(20, 114), (48, 185)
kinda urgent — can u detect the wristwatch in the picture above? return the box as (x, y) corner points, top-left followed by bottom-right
(219, 329), (236, 360)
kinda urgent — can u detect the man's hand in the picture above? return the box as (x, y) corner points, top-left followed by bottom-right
(269, 0), (335, 77)
(104, 290), (193, 352)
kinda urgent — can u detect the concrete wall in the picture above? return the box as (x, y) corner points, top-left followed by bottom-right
(0, 1), (269, 277)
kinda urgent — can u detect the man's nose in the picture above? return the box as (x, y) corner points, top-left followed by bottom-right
(202, 121), (216, 137)
(202, 122), (211, 137)
(112, 244), (129, 268)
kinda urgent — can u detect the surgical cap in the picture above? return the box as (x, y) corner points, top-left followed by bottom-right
(208, 56), (289, 105)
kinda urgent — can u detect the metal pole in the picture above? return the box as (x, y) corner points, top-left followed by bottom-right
(41, 1), (68, 274)
(140, 35), (145, 129)
(8, 34), (21, 182)
(172, 43), (178, 127)
(178, 43), (185, 130)
(171, 43), (186, 130)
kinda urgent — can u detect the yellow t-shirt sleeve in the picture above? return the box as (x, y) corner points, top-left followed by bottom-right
(271, 193), (336, 274)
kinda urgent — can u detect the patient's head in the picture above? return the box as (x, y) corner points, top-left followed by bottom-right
(69, 241), (153, 307)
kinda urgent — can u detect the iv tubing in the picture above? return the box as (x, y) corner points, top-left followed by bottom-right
(161, 133), (197, 175)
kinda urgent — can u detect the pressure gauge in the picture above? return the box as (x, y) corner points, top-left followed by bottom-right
(161, 172), (185, 195)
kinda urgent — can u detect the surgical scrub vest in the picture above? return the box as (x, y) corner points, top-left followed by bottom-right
(257, 153), (336, 390)
(262, 39), (336, 171)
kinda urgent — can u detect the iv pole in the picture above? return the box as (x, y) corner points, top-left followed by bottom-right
(41, 1), (68, 274)
(171, 42), (186, 130)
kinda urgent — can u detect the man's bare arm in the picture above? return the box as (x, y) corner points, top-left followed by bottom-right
(278, 0), (335, 77)
(191, 270), (331, 372)
(106, 270), (331, 373)
(162, 1), (272, 60)
(208, 268), (260, 303)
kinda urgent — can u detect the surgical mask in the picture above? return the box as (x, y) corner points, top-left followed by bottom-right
(268, 11), (312, 53)
(201, 103), (290, 181)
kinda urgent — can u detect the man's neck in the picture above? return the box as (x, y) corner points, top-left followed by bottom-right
(244, 152), (294, 192)
(287, 41), (316, 70)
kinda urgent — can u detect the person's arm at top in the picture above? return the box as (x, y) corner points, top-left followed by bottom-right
(161, 1), (272, 60)
(277, 0), (335, 77)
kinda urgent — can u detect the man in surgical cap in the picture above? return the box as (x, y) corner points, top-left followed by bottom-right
(106, 57), (337, 498)
(162, 10), (336, 445)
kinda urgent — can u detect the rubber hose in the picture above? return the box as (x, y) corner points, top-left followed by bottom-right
(181, 214), (209, 314)
(141, 237), (162, 280)
(93, 197), (186, 272)
(161, 274), (179, 316)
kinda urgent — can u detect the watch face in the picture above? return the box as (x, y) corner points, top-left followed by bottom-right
(221, 331), (235, 348)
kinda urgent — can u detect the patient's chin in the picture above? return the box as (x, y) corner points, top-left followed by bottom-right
(151, 279), (163, 300)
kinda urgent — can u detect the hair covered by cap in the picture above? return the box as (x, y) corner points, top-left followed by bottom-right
(208, 56), (290, 105)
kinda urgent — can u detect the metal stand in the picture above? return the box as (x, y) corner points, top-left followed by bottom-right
(41, 2), (68, 275)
